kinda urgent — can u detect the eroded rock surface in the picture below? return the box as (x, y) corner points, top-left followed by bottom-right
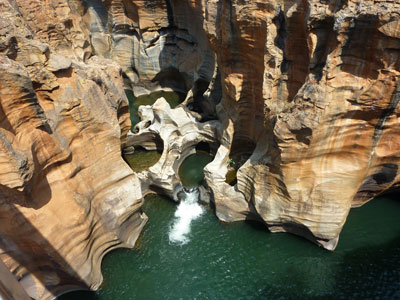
(83, 0), (215, 96)
(0, 0), (146, 299)
(1, 0), (400, 298)
(202, 0), (400, 249)
(127, 97), (221, 199)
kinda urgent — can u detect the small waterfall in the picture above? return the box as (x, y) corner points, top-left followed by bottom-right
(168, 187), (204, 245)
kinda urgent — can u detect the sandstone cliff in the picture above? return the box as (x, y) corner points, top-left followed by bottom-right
(202, 0), (400, 250)
(0, 0), (147, 298)
(84, 0), (215, 96)
(0, 0), (400, 299)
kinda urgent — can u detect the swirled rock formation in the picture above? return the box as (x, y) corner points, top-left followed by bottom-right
(202, 0), (400, 250)
(126, 97), (221, 199)
(0, 0), (147, 299)
(1, 0), (400, 299)
(83, 0), (215, 96)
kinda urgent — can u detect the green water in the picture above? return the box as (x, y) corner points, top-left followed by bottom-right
(178, 152), (213, 187)
(60, 194), (400, 300)
(125, 90), (184, 130)
(60, 151), (400, 299)
(123, 148), (162, 173)
(61, 152), (400, 299)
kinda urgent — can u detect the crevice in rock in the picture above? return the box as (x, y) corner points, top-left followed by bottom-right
(308, 16), (336, 81)
(369, 80), (400, 165)
(165, 0), (175, 28)
(341, 14), (382, 80)
(284, 1), (310, 102)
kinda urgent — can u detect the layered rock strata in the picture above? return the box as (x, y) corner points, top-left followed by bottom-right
(1, 0), (400, 299)
(83, 0), (215, 96)
(0, 0), (146, 299)
(202, 0), (400, 249)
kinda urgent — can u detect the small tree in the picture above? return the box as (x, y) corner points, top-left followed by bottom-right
(227, 158), (235, 167)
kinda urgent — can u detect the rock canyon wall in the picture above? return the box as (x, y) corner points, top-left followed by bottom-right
(0, 0), (148, 298)
(0, 0), (400, 299)
(202, 0), (400, 250)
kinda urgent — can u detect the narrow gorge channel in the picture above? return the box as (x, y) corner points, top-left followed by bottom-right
(60, 92), (400, 300)
(1, 1), (400, 299)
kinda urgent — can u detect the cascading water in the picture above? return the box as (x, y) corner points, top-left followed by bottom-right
(168, 187), (204, 245)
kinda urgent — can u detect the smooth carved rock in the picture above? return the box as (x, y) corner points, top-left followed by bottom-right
(127, 98), (221, 199)
(0, 0), (147, 296)
(202, 0), (400, 249)
(83, 0), (214, 94)
(1, 0), (400, 299)
(0, 0), (219, 298)
(0, 51), (147, 299)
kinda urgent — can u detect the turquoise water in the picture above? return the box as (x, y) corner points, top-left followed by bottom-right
(60, 133), (400, 300)
(59, 193), (400, 300)
(178, 152), (213, 187)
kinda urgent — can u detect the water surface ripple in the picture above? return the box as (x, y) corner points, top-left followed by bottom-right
(60, 194), (400, 300)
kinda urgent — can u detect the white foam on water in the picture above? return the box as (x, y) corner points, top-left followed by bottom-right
(169, 188), (204, 245)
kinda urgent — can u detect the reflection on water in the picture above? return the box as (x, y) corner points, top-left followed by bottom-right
(59, 194), (400, 300)
(178, 151), (213, 187)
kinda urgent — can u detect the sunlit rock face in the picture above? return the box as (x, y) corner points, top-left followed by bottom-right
(83, 0), (215, 95)
(126, 97), (221, 199)
(0, 0), (146, 299)
(202, 0), (400, 249)
(1, 0), (400, 298)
